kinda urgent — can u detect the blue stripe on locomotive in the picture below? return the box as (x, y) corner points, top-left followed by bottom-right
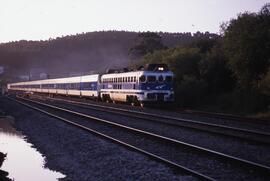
(101, 82), (172, 91)
(140, 82), (173, 91)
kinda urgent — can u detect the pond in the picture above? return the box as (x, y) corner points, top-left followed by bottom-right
(0, 117), (65, 181)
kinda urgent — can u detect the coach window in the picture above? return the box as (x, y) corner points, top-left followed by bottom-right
(131, 77), (133, 82)
(147, 76), (156, 83)
(139, 75), (146, 83)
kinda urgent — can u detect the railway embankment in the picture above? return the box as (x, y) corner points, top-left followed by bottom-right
(0, 96), (194, 180)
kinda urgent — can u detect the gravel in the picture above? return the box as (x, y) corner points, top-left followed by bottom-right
(43, 98), (270, 167)
(70, 97), (270, 132)
(17, 97), (270, 180)
(0, 96), (196, 181)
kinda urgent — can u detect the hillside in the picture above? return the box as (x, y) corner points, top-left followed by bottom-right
(0, 31), (217, 80)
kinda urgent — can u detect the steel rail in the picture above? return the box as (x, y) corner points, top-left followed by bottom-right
(177, 109), (269, 124)
(15, 96), (270, 174)
(6, 96), (215, 181)
(43, 96), (270, 144)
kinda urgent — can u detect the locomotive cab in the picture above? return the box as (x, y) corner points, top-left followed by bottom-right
(136, 64), (174, 103)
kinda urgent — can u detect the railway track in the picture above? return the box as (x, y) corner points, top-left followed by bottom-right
(6, 95), (270, 180)
(176, 109), (269, 125)
(39, 96), (270, 145)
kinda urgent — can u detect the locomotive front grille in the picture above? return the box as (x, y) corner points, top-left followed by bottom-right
(147, 93), (166, 101)
(147, 93), (155, 99)
(156, 93), (165, 101)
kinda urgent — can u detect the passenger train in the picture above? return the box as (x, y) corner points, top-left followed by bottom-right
(7, 64), (174, 106)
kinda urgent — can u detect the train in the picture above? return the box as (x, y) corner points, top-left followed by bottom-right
(7, 64), (174, 107)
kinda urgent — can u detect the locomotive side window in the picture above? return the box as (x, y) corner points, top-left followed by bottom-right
(139, 75), (146, 82)
(147, 76), (156, 83)
(165, 76), (173, 83)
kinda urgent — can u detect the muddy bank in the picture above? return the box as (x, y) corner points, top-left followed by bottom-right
(0, 152), (11, 181)
(0, 110), (10, 181)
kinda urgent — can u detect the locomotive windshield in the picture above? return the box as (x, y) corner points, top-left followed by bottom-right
(139, 75), (146, 82)
(165, 76), (173, 83)
(147, 76), (156, 83)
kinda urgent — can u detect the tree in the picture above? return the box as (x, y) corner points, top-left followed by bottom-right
(199, 44), (235, 94)
(129, 32), (166, 58)
(222, 4), (270, 90)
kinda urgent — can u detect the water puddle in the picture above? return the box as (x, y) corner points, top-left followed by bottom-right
(0, 117), (65, 181)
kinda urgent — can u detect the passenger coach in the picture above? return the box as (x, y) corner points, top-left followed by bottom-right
(8, 74), (100, 98)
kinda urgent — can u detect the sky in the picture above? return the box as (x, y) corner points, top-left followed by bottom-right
(0, 0), (267, 43)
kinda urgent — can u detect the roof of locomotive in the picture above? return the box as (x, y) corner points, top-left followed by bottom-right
(101, 70), (173, 79)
